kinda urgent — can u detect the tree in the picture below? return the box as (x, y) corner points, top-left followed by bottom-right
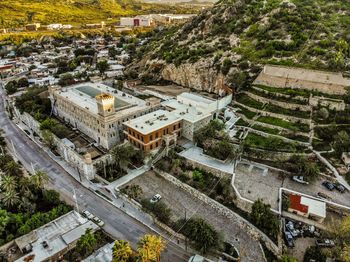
(5, 81), (18, 95)
(137, 234), (166, 262)
(58, 73), (75, 86)
(4, 160), (22, 177)
(18, 78), (29, 88)
(333, 131), (350, 156)
(0, 175), (17, 192)
(96, 60), (109, 74)
(76, 228), (97, 256)
(317, 108), (329, 120)
(250, 199), (279, 239)
(286, 155), (319, 182)
(0, 209), (10, 235)
(41, 129), (55, 150)
(178, 217), (221, 254)
(111, 144), (135, 172)
(30, 170), (49, 189)
(112, 240), (133, 262)
(1, 190), (19, 208)
(43, 190), (60, 205)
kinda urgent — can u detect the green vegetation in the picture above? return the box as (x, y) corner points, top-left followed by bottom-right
(0, 0), (198, 28)
(250, 86), (308, 105)
(4, 78), (29, 95)
(285, 155), (320, 182)
(264, 103), (310, 119)
(257, 116), (309, 133)
(251, 125), (280, 135)
(96, 144), (144, 182)
(141, 199), (172, 224)
(250, 199), (279, 241)
(236, 94), (264, 110)
(244, 133), (305, 152)
(40, 117), (71, 138)
(0, 129), (71, 246)
(235, 105), (257, 119)
(175, 217), (222, 254)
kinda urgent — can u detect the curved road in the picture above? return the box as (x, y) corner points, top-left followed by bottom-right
(0, 83), (190, 262)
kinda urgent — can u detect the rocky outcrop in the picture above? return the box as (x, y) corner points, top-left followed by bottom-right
(160, 60), (227, 93)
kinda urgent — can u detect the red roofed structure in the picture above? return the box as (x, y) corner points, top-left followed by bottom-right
(289, 194), (308, 214)
(288, 194), (326, 223)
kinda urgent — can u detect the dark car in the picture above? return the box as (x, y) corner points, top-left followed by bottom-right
(322, 181), (335, 191)
(316, 239), (335, 248)
(284, 231), (294, 248)
(335, 183), (346, 193)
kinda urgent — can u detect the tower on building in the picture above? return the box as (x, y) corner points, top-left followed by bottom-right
(95, 93), (115, 117)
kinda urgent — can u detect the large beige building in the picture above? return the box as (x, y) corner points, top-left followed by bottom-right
(49, 83), (160, 149)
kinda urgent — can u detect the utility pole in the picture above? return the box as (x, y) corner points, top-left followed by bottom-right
(185, 208), (187, 251)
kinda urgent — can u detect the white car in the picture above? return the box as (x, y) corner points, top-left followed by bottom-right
(292, 176), (309, 185)
(93, 216), (105, 227)
(150, 194), (162, 204)
(82, 210), (94, 220)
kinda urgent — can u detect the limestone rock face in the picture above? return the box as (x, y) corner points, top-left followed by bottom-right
(161, 60), (226, 93)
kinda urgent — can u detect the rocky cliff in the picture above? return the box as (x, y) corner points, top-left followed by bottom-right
(130, 0), (350, 94)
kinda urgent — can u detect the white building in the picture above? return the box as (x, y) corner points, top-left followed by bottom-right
(120, 17), (153, 27)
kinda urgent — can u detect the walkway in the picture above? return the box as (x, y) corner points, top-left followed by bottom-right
(106, 165), (150, 190)
(178, 146), (235, 174)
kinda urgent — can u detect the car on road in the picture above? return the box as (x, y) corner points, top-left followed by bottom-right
(334, 183), (346, 193)
(150, 194), (162, 203)
(292, 176), (309, 185)
(316, 192), (332, 201)
(82, 210), (94, 220)
(93, 216), (105, 227)
(322, 181), (335, 191)
(284, 231), (294, 248)
(316, 239), (335, 248)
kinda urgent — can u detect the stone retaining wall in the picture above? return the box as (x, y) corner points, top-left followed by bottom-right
(236, 113), (309, 137)
(244, 91), (311, 111)
(235, 102), (311, 125)
(154, 169), (282, 256)
(309, 96), (346, 111)
(251, 86), (309, 103)
(243, 147), (311, 161)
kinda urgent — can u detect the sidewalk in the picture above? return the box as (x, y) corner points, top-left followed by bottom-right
(106, 165), (150, 191)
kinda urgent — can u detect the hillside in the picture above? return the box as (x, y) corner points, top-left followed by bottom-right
(0, 0), (196, 27)
(131, 0), (350, 93)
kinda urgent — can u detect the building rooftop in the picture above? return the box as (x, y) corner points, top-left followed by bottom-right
(54, 82), (147, 116)
(82, 242), (114, 262)
(15, 211), (98, 262)
(289, 194), (326, 218)
(124, 109), (181, 135)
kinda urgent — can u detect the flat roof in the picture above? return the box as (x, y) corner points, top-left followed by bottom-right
(15, 211), (98, 262)
(177, 92), (214, 106)
(301, 196), (326, 218)
(54, 82), (146, 116)
(124, 109), (181, 135)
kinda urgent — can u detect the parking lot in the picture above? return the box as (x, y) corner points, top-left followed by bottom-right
(234, 161), (350, 211)
(123, 171), (265, 262)
(234, 162), (283, 210)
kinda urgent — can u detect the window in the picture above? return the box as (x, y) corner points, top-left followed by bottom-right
(150, 135), (153, 141)
(150, 144), (153, 150)
(178, 123), (181, 128)
(155, 132), (158, 138)
(141, 137), (144, 142)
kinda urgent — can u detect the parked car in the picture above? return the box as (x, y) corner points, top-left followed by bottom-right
(335, 183), (346, 193)
(316, 239), (335, 248)
(285, 221), (300, 237)
(292, 176), (309, 185)
(93, 216), (105, 227)
(82, 210), (94, 220)
(150, 194), (162, 203)
(316, 192), (332, 201)
(322, 181), (335, 191)
(284, 231), (294, 248)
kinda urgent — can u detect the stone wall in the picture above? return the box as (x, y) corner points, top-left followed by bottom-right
(184, 157), (231, 179)
(243, 147), (311, 162)
(16, 112), (99, 180)
(309, 96), (346, 111)
(235, 102), (311, 125)
(252, 86), (309, 103)
(154, 169), (282, 256)
(244, 91), (311, 111)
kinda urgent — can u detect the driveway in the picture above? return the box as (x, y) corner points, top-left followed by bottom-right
(124, 171), (265, 262)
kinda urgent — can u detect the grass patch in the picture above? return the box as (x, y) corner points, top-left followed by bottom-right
(235, 105), (257, 119)
(250, 86), (309, 105)
(244, 133), (305, 152)
(251, 124), (280, 135)
(235, 118), (249, 126)
(265, 104), (311, 119)
(236, 94), (264, 109)
(258, 116), (310, 132)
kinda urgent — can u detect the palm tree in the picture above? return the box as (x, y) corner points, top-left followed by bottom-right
(30, 170), (49, 189)
(76, 228), (97, 256)
(4, 160), (22, 177)
(0, 175), (17, 192)
(111, 144), (135, 172)
(112, 240), (133, 262)
(137, 235), (166, 262)
(1, 190), (19, 208)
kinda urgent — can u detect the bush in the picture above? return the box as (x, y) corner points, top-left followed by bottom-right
(141, 199), (172, 224)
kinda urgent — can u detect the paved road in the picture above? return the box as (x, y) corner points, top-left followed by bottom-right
(0, 83), (190, 262)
